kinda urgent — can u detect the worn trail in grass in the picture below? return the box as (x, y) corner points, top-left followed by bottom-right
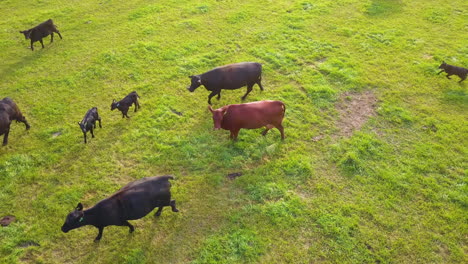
(0, 0), (467, 263)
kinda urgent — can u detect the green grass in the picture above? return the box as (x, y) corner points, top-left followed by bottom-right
(0, 0), (467, 263)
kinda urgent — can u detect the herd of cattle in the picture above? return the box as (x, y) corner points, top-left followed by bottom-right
(0, 18), (466, 241)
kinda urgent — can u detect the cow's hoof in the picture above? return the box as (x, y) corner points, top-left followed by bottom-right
(172, 209), (179, 213)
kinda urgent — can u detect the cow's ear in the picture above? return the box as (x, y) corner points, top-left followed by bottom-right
(77, 122), (81, 126)
(189, 75), (193, 78)
(76, 203), (83, 211)
(19, 31), (23, 33)
(222, 106), (229, 115)
(112, 99), (116, 103)
(208, 105), (214, 113)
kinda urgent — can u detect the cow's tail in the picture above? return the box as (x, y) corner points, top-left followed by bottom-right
(281, 102), (286, 118)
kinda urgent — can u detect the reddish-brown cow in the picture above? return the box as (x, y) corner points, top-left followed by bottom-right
(208, 100), (285, 140)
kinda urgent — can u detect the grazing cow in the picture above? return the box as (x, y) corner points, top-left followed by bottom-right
(78, 107), (102, 144)
(208, 100), (285, 140)
(0, 98), (30, 146)
(61, 175), (179, 242)
(438, 61), (467, 83)
(111, 91), (140, 118)
(19, 19), (62, 51)
(187, 62), (264, 105)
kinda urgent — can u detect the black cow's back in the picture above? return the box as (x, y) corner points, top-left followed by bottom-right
(202, 62), (262, 90)
(94, 176), (173, 222)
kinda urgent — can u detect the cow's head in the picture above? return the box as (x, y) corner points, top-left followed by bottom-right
(78, 122), (87, 133)
(61, 203), (85, 233)
(438, 61), (447, 69)
(208, 105), (228, 130)
(187, 75), (203, 92)
(110, 99), (119, 111)
(19, 30), (32, 40)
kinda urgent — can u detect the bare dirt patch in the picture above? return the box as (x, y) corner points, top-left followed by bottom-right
(335, 90), (378, 137)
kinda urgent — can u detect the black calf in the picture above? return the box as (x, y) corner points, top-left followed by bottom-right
(438, 61), (467, 83)
(78, 107), (101, 144)
(19, 19), (62, 51)
(110, 91), (140, 118)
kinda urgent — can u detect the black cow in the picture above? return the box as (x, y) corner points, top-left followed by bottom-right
(61, 175), (179, 241)
(438, 61), (468, 83)
(111, 91), (140, 118)
(0, 98), (30, 146)
(78, 107), (102, 144)
(19, 19), (62, 51)
(187, 62), (264, 105)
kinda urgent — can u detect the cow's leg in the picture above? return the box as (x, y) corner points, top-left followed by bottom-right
(437, 70), (444, 75)
(98, 118), (102, 128)
(124, 221), (135, 233)
(446, 74), (452, 79)
(90, 127), (95, 138)
(217, 91), (221, 100)
(207, 91), (218, 105)
(83, 132), (87, 144)
(170, 200), (179, 212)
(94, 227), (104, 241)
(262, 124), (274, 136)
(241, 84), (253, 101)
(134, 101), (140, 112)
(56, 31), (62, 39)
(459, 75), (466, 83)
(39, 39), (44, 49)
(154, 206), (163, 216)
(50, 33), (54, 43)
(276, 124), (285, 140)
(2, 128), (10, 146)
(257, 77), (264, 91)
(30, 40), (34, 51)
(231, 129), (240, 140)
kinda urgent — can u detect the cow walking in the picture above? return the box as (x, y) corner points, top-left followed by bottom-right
(0, 98), (30, 146)
(19, 19), (62, 51)
(78, 107), (102, 144)
(208, 100), (285, 140)
(187, 62), (264, 105)
(111, 91), (140, 118)
(61, 175), (179, 241)
(438, 61), (468, 83)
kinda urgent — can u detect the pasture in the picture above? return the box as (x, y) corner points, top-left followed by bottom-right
(0, 0), (467, 263)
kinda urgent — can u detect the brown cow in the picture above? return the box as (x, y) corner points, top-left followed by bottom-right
(208, 100), (285, 140)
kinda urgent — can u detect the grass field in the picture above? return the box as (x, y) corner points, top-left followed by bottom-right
(0, 0), (467, 263)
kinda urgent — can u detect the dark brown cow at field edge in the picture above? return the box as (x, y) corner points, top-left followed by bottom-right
(61, 175), (179, 242)
(19, 19), (62, 51)
(187, 62), (264, 105)
(0, 98), (30, 146)
(438, 61), (468, 83)
(208, 100), (285, 140)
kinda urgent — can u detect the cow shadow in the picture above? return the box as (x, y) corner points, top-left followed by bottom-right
(0, 47), (47, 81)
(366, 0), (403, 16)
(441, 86), (468, 107)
